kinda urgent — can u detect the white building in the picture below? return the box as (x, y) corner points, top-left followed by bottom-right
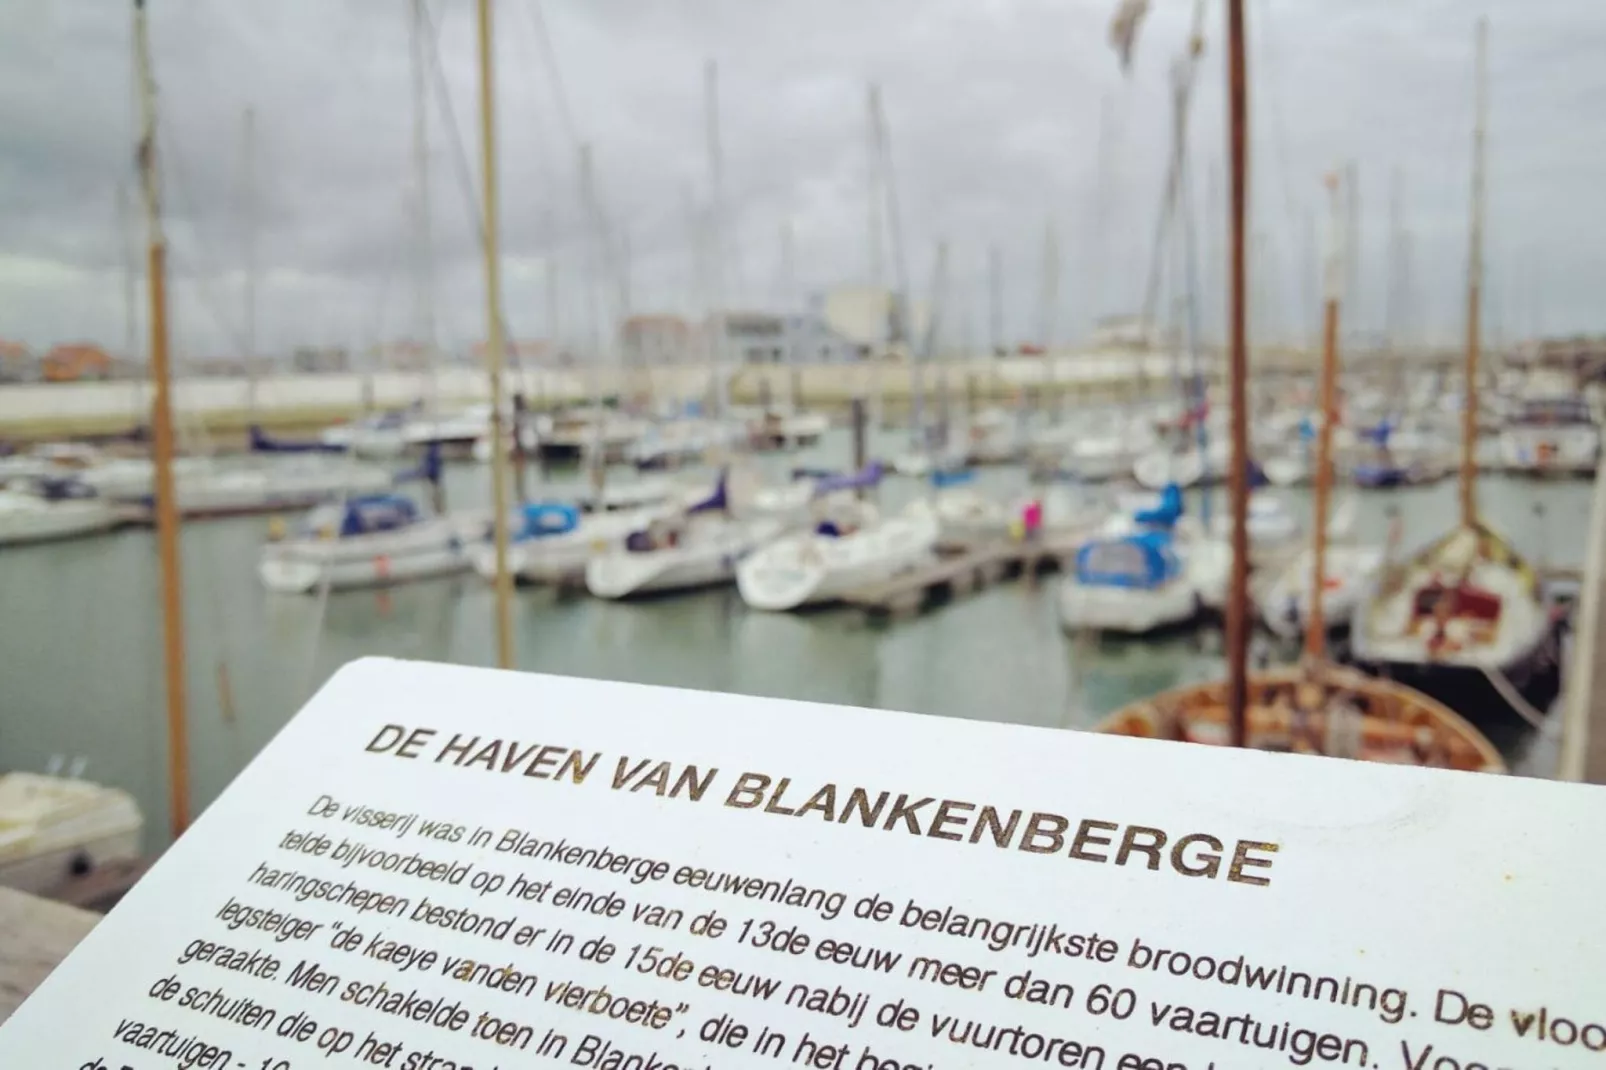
(821, 285), (931, 356)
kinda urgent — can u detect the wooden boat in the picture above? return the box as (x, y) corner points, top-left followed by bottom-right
(1096, 663), (1505, 772)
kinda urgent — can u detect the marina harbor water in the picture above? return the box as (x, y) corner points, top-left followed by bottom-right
(0, 427), (1582, 848)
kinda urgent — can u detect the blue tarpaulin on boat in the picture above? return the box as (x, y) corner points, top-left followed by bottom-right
(814, 463), (884, 496)
(1074, 530), (1180, 589)
(687, 471), (728, 514)
(930, 468), (975, 488)
(248, 424), (346, 454)
(339, 494), (419, 537)
(517, 501), (581, 539)
(392, 444), (443, 487)
(1358, 418), (1395, 446)
(1134, 483), (1183, 527)
(1354, 463), (1407, 488)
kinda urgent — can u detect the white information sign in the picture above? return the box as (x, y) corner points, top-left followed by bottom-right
(3, 657), (1604, 1070)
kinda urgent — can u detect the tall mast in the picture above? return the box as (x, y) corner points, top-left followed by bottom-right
(988, 245), (1003, 356)
(476, 0), (515, 670)
(543, 209), (559, 405)
(579, 145), (606, 494)
(411, 0), (438, 411)
(132, 0), (190, 838)
(1223, 0), (1251, 746)
(1038, 219), (1060, 350)
(779, 219), (797, 395)
(1383, 169), (1406, 400)
(1306, 173), (1343, 658)
(242, 106), (258, 406)
(117, 182), (139, 361)
(705, 60), (729, 418)
(1460, 19), (1487, 529)
(872, 91), (916, 443)
(866, 84), (884, 294)
(1344, 161), (1359, 345)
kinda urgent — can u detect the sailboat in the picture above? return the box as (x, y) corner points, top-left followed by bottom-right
(585, 471), (785, 599)
(0, 476), (120, 547)
(257, 447), (486, 592)
(0, 0), (185, 896)
(1348, 21), (1563, 742)
(736, 466), (933, 611)
(1057, 484), (1229, 634)
(466, 477), (695, 587)
(1096, 46), (1502, 774)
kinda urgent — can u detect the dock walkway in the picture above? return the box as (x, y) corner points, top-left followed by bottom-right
(842, 532), (1086, 619)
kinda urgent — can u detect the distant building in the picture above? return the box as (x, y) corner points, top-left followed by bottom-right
(292, 346), (350, 373)
(41, 343), (114, 382)
(621, 315), (693, 367)
(1090, 315), (1161, 351)
(820, 285), (931, 357)
(466, 339), (552, 367)
(0, 340), (34, 382)
(703, 309), (859, 366)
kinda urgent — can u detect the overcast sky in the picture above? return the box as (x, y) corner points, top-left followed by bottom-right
(1, 0), (1600, 360)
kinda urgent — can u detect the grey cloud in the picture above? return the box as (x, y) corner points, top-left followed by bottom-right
(1, 0), (1602, 360)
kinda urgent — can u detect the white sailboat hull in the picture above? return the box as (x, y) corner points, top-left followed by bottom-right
(0, 494), (119, 546)
(0, 774), (143, 897)
(1261, 454), (1309, 487)
(586, 517), (784, 599)
(1058, 578), (1202, 634)
(737, 512), (939, 611)
(471, 509), (663, 585)
(82, 460), (396, 518)
(259, 516), (482, 593)
(1498, 426), (1599, 475)
(1133, 448), (1207, 490)
(1257, 544), (1385, 640)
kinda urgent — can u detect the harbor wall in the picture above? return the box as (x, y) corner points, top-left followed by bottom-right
(0, 347), (1446, 440)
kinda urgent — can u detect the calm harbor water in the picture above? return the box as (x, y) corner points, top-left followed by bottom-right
(0, 428), (1587, 847)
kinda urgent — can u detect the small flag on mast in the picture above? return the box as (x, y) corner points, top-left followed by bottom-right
(1109, 0), (1151, 72)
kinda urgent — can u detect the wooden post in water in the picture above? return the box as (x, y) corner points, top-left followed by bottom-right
(1306, 173), (1343, 659)
(1460, 19), (1487, 530)
(851, 397), (868, 499)
(476, 0), (515, 670)
(133, 0), (189, 838)
(1224, 0), (1251, 746)
(512, 391), (528, 502)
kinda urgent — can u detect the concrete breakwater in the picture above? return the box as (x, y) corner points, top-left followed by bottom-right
(0, 348), (1443, 440)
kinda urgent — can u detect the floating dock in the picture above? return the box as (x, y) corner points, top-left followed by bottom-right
(842, 533), (1087, 620)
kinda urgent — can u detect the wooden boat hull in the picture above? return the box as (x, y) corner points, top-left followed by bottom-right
(1349, 617), (1563, 748)
(1094, 665), (1505, 772)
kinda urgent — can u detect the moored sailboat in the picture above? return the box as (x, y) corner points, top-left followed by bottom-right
(0, 477), (120, 547)
(1348, 21), (1562, 742)
(585, 473), (785, 599)
(1093, 12), (1502, 772)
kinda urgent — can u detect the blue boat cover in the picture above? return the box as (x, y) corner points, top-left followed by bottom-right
(814, 462), (884, 496)
(1075, 530), (1181, 589)
(1357, 418), (1395, 447)
(518, 501), (581, 539)
(248, 424), (346, 454)
(930, 468), (975, 488)
(1134, 483), (1184, 527)
(1353, 463), (1405, 488)
(687, 471), (728, 514)
(391, 444), (443, 487)
(339, 494), (419, 537)
(31, 476), (97, 501)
